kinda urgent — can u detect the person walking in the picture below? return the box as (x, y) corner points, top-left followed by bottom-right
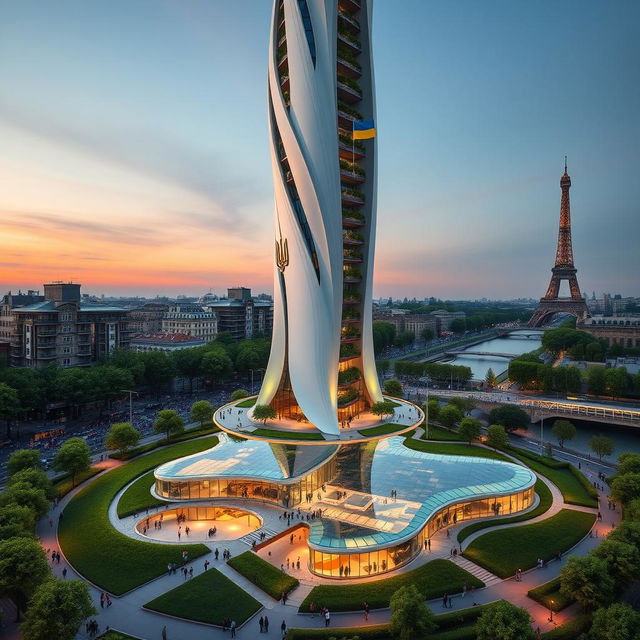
(324, 609), (331, 627)
(264, 615), (269, 633)
(281, 619), (287, 638)
(363, 601), (369, 620)
(161, 625), (167, 640)
(259, 616), (264, 633)
(230, 620), (236, 638)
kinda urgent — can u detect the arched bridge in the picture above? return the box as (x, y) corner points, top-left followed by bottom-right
(444, 350), (517, 359)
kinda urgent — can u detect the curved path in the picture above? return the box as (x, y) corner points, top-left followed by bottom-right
(35, 442), (619, 640)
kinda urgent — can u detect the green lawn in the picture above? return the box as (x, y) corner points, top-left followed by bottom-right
(299, 559), (483, 612)
(236, 397), (257, 408)
(251, 428), (324, 440)
(505, 447), (598, 508)
(109, 425), (218, 460)
(58, 437), (218, 595)
(403, 438), (512, 462)
(463, 509), (596, 578)
(53, 466), (103, 498)
(359, 423), (409, 437)
(423, 424), (466, 441)
(286, 602), (496, 639)
(527, 576), (575, 612)
(457, 479), (553, 543)
(228, 551), (299, 599)
(144, 568), (261, 625)
(116, 470), (165, 518)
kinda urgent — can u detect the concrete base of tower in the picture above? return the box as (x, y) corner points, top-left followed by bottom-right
(213, 396), (424, 445)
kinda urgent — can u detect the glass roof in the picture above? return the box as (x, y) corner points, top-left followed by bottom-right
(154, 433), (338, 483)
(307, 437), (536, 550)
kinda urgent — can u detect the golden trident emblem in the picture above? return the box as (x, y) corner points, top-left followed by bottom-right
(275, 236), (289, 273)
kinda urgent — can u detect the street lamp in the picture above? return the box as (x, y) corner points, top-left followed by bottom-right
(121, 390), (138, 425)
(548, 600), (554, 623)
(540, 416), (544, 456)
(249, 369), (265, 396)
(424, 376), (431, 440)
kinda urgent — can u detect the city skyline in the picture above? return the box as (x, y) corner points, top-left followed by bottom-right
(1, 0), (639, 299)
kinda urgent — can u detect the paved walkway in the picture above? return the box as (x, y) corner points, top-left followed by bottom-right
(31, 440), (620, 639)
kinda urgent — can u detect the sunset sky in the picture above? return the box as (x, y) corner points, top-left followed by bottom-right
(1, 0), (638, 299)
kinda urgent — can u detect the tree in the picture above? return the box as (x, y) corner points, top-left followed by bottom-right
(87, 365), (134, 410)
(252, 404), (276, 424)
(559, 555), (614, 610)
(0, 483), (50, 520)
(618, 453), (640, 476)
(153, 410), (185, 440)
(585, 341), (604, 362)
(172, 347), (204, 392)
(589, 603), (640, 640)
(371, 400), (396, 419)
(8, 468), (54, 500)
(450, 318), (466, 334)
(610, 521), (640, 548)
(388, 584), (436, 640)
(0, 504), (36, 540)
(0, 382), (20, 439)
(624, 498), (640, 522)
(108, 348), (145, 384)
(21, 578), (95, 640)
(592, 539), (640, 589)
(372, 321), (396, 354)
(611, 473), (640, 506)
(230, 389), (249, 401)
(384, 379), (403, 397)
(0, 537), (50, 620)
(605, 367), (630, 399)
(190, 400), (213, 427)
(201, 347), (233, 381)
(485, 368), (497, 388)
(53, 437), (91, 488)
(426, 399), (440, 423)
(7, 449), (42, 476)
(53, 368), (90, 418)
(486, 424), (509, 450)
(395, 331), (415, 348)
(104, 422), (140, 456)
(551, 420), (576, 448)
(139, 350), (175, 387)
(420, 327), (434, 342)
(475, 600), (533, 640)
(439, 405), (463, 429)
(447, 396), (475, 413)
(587, 366), (607, 395)
(590, 434), (614, 461)
(488, 405), (530, 432)
(458, 417), (481, 444)
(377, 360), (390, 375)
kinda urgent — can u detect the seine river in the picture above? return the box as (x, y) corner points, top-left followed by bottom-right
(440, 330), (543, 381)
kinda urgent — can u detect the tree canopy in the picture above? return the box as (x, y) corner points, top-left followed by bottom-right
(488, 405), (529, 431)
(104, 422), (140, 456)
(53, 437), (91, 488)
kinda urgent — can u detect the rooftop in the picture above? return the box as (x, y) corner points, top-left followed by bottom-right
(131, 332), (206, 344)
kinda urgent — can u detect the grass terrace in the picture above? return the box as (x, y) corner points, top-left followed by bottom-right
(117, 470), (164, 518)
(504, 446), (598, 508)
(58, 437), (218, 595)
(251, 428), (325, 440)
(236, 397), (257, 408)
(144, 568), (261, 626)
(228, 551), (299, 599)
(403, 438), (512, 462)
(358, 423), (409, 437)
(299, 559), (483, 612)
(53, 466), (103, 498)
(527, 576), (575, 612)
(423, 424), (466, 442)
(457, 478), (553, 543)
(463, 509), (596, 578)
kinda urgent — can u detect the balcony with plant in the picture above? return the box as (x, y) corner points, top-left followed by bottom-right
(338, 366), (362, 385)
(342, 308), (361, 321)
(341, 187), (365, 205)
(342, 208), (365, 222)
(343, 288), (362, 303)
(337, 387), (360, 407)
(343, 229), (364, 243)
(337, 102), (362, 122)
(338, 24), (361, 50)
(338, 132), (365, 152)
(343, 248), (363, 263)
(337, 74), (362, 102)
(339, 343), (360, 360)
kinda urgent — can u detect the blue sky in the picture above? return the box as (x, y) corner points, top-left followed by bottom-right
(1, 0), (638, 299)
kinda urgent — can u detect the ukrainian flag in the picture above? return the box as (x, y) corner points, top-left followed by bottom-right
(353, 119), (376, 140)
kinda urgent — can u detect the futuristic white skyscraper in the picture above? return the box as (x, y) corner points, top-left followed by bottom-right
(256, 0), (382, 436)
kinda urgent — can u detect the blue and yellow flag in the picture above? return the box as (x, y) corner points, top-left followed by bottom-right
(353, 119), (376, 140)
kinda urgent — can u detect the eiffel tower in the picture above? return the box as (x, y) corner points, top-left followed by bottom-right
(528, 160), (590, 327)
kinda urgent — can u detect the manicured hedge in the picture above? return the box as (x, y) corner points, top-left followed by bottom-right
(527, 577), (574, 611)
(144, 567), (261, 625)
(299, 559), (483, 612)
(228, 551), (299, 599)
(541, 613), (592, 639)
(457, 479), (553, 543)
(463, 509), (596, 578)
(59, 438), (217, 594)
(251, 428), (324, 440)
(359, 423), (408, 437)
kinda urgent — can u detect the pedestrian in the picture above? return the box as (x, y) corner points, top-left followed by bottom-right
(62, 567), (67, 579)
(324, 609), (331, 627)
(264, 615), (269, 633)
(230, 620), (236, 638)
(100, 592), (105, 609)
(281, 619), (287, 638)
(259, 616), (264, 633)
(161, 625), (167, 640)
(364, 601), (369, 620)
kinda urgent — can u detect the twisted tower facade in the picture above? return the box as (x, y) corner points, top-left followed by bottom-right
(256, 0), (382, 436)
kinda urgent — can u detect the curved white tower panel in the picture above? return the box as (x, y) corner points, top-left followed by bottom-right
(257, 0), (382, 436)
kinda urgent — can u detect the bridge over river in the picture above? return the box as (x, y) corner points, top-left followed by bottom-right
(443, 350), (518, 359)
(423, 390), (640, 428)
